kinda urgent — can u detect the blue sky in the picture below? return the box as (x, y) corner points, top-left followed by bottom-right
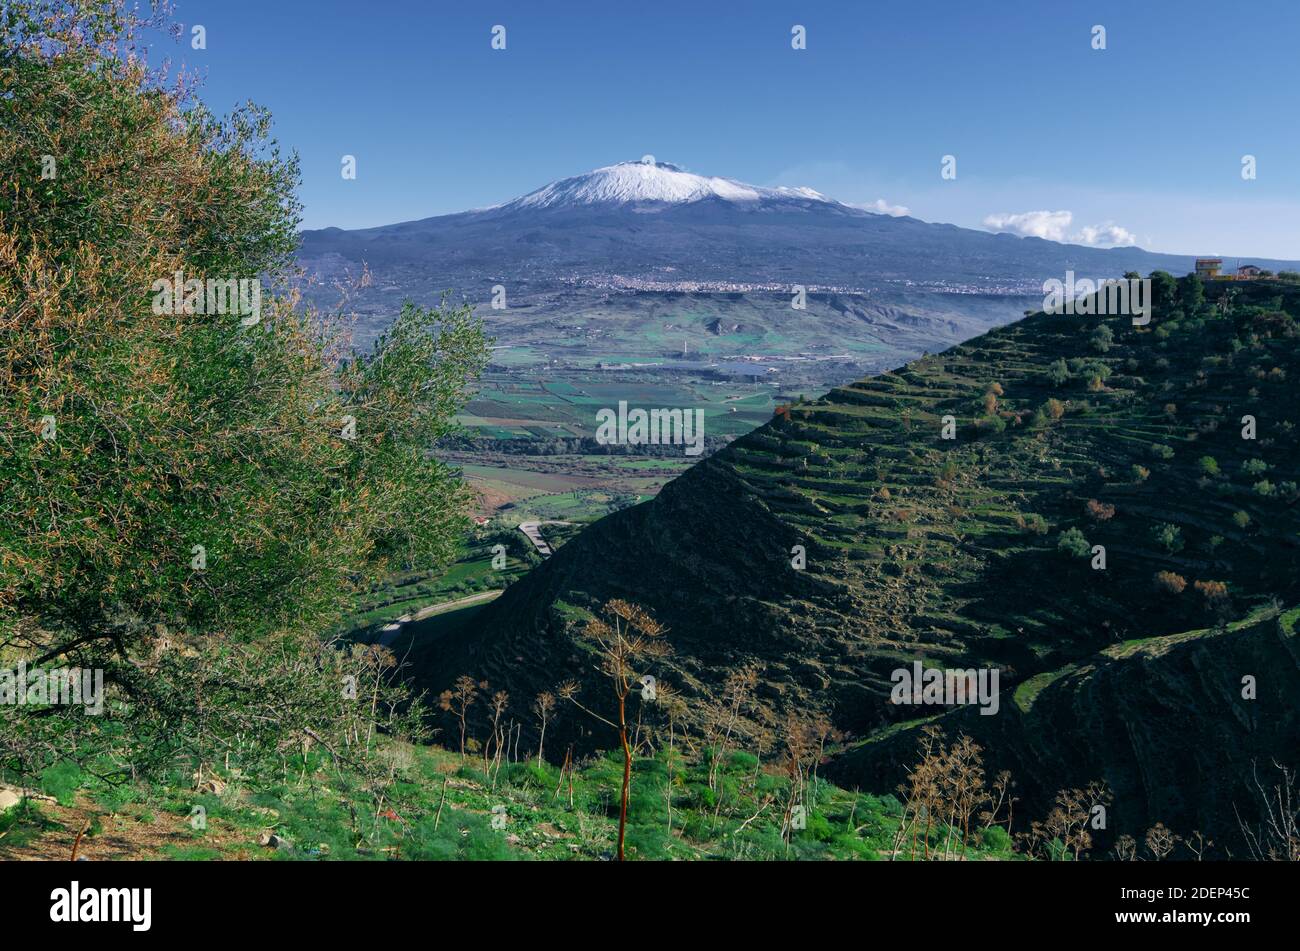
(162, 0), (1300, 258)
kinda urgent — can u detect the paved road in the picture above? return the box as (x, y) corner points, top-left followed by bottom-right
(517, 520), (572, 558)
(377, 589), (503, 647)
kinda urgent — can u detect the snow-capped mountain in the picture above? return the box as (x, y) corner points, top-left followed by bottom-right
(297, 158), (1286, 359)
(301, 158), (1213, 298)
(492, 160), (839, 213)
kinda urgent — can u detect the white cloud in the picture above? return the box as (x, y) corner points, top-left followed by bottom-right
(983, 209), (1073, 241)
(850, 198), (909, 217)
(1073, 222), (1137, 247)
(984, 210), (1138, 248)
(867, 198), (909, 217)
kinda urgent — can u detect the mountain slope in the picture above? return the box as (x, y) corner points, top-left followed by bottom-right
(301, 160), (1243, 295)
(418, 278), (1300, 822)
(296, 161), (1300, 368)
(829, 606), (1300, 851)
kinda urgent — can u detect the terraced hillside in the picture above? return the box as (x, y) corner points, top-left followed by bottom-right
(830, 605), (1300, 849)
(426, 277), (1300, 788)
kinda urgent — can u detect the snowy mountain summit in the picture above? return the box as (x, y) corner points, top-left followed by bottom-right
(497, 160), (838, 212)
(301, 159), (1214, 315)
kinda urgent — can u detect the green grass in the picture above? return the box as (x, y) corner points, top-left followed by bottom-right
(4, 737), (1021, 862)
(335, 527), (537, 636)
(1013, 665), (1079, 713)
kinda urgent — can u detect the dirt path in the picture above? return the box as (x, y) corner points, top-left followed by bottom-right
(518, 520), (572, 558)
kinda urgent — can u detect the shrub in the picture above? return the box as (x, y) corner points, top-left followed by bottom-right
(1085, 499), (1115, 521)
(1151, 523), (1184, 553)
(1020, 514), (1049, 535)
(39, 761), (85, 806)
(1068, 359), (1111, 381)
(981, 825), (1013, 852)
(728, 750), (759, 772)
(1193, 580), (1229, 605)
(1057, 528), (1091, 558)
(1153, 571), (1187, 595)
(1197, 456), (1220, 477)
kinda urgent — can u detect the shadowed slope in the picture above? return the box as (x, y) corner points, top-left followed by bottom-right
(829, 607), (1300, 852)
(422, 280), (1300, 764)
